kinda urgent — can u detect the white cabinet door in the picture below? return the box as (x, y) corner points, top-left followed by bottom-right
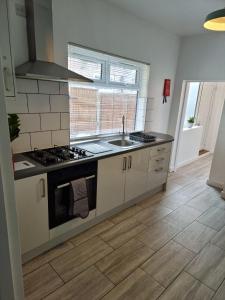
(97, 155), (126, 216)
(0, 0), (16, 97)
(125, 148), (149, 202)
(15, 174), (49, 254)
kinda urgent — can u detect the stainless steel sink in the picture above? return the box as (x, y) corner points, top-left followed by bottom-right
(107, 139), (137, 147)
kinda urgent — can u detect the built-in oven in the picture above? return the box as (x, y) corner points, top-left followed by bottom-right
(48, 161), (97, 229)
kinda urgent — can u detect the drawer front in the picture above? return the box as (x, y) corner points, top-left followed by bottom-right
(147, 168), (168, 191)
(150, 143), (171, 158)
(149, 152), (170, 171)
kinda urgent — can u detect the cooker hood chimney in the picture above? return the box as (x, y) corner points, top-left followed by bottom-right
(15, 0), (92, 83)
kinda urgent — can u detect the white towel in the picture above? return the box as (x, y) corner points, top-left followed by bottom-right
(70, 178), (89, 219)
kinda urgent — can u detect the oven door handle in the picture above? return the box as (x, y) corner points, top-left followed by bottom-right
(56, 175), (96, 189)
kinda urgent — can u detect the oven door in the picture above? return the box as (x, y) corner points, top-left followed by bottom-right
(48, 162), (97, 229)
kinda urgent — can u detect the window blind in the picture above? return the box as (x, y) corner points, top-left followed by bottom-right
(109, 64), (137, 85)
(68, 44), (150, 139)
(68, 57), (103, 81)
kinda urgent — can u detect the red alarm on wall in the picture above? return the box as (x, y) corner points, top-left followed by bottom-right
(163, 79), (171, 103)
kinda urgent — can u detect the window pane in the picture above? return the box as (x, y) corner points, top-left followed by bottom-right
(68, 57), (102, 80)
(184, 82), (200, 128)
(70, 87), (98, 138)
(110, 64), (137, 85)
(69, 86), (138, 139)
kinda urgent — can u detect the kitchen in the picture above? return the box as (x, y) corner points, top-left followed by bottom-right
(1, 0), (225, 299)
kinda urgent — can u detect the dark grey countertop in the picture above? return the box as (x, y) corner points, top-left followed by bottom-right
(14, 132), (174, 180)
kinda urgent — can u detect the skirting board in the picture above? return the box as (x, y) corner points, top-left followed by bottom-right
(176, 156), (200, 169)
(207, 179), (224, 190)
(175, 152), (212, 170)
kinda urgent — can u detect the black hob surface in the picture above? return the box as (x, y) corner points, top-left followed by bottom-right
(26, 146), (93, 166)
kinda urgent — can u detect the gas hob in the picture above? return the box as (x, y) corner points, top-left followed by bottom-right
(26, 146), (93, 166)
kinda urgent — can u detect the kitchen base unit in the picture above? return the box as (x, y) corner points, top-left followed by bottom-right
(15, 141), (172, 262)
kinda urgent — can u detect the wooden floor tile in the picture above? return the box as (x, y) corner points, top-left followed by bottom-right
(142, 241), (195, 288)
(158, 272), (214, 300)
(212, 226), (225, 251)
(137, 192), (165, 209)
(187, 190), (217, 213)
(50, 236), (113, 282)
(137, 219), (181, 251)
(213, 196), (225, 209)
(163, 205), (202, 230)
(99, 217), (147, 249)
(23, 242), (74, 275)
(212, 280), (225, 300)
(44, 266), (113, 300)
(102, 268), (164, 300)
(109, 205), (143, 224)
(96, 239), (154, 284)
(197, 207), (225, 231)
(180, 180), (210, 199)
(135, 204), (172, 226)
(159, 192), (190, 210)
(24, 264), (63, 300)
(163, 181), (183, 196)
(70, 220), (114, 246)
(186, 244), (225, 290)
(174, 221), (216, 253)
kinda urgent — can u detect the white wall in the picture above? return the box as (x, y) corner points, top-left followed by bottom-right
(51, 0), (180, 133)
(168, 32), (225, 168)
(208, 103), (225, 189)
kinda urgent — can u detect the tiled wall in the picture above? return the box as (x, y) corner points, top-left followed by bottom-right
(6, 78), (70, 153)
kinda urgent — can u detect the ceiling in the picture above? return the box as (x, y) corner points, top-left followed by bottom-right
(105, 0), (225, 36)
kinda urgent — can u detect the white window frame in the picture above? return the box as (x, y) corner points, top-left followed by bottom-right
(68, 44), (150, 140)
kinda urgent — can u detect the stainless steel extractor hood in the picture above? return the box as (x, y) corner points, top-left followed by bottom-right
(15, 0), (92, 83)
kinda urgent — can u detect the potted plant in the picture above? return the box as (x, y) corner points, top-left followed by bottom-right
(8, 114), (20, 168)
(187, 116), (195, 128)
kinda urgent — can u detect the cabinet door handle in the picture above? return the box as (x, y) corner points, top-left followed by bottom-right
(156, 157), (165, 162)
(122, 157), (127, 171)
(155, 167), (164, 172)
(157, 147), (166, 152)
(128, 155), (132, 169)
(40, 178), (46, 198)
(3, 67), (10, 92)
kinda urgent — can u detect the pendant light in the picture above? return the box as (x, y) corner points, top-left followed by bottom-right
(204, 8), (225, 31)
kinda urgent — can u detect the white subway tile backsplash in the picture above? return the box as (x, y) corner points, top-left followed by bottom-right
(16, 78), (38, 94)
(52, 130), (69, 146)
(12, 133), (31, 153)
(31, 131), (52, 150)
(60, 82), (69, 95)
(50, 95), (69, 112)
(38, 80), (60, 94)
(28, 94), (50, 113)
(6, 94), (28, 113)
(19, 114), (41, 133)
(61, 113), (70, 129)
(41, 113), (60, 131)
(12, 78), (72, 153)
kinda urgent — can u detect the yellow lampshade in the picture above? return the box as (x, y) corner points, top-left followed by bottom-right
(204, 8), (225, 31)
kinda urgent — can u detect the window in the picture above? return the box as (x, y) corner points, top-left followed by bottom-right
(183, 82), (200, 128)
(68, 44), (150, 139)
(109, 64), (137, 85)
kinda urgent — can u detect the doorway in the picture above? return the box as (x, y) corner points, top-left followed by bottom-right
(174, 81), (225, 170)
